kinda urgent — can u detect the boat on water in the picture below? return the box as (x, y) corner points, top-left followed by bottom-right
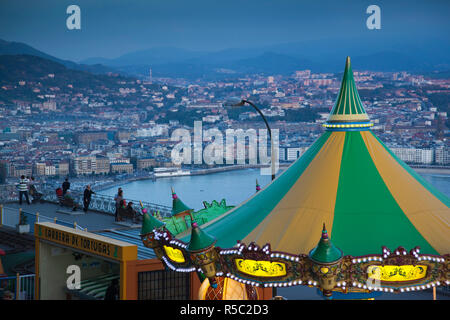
(153, 167), (191, 178)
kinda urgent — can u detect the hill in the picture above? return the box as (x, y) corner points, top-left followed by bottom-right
(0, 54), (135, 104)
(0, 39), (117, 75)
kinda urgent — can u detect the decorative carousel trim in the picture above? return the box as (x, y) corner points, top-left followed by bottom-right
(322, 121), (374, 131)
(141, 228), (450, 297)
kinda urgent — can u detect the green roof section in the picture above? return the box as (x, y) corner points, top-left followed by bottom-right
(68, 274), (119, 300)
(187, 222), (217, 252)
(195, 199), (234, 219)
(163, 199), (234, 235)
(309, 224), (343, 263)
(141, 212), (165, 235)
(327, 56), (370, 123)
(171, 187), (193, 216)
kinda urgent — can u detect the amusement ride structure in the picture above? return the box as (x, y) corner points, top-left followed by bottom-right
(140, 57), (450, 299)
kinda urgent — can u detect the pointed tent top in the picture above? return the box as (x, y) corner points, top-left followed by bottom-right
(141, 212), (165, 235)
(171, 188), (193, 216)
(171, 186), (177, 199)
(325, 56), (372, 128)
(309, 223), (343, 264)
(188, 222), (217, 252)
(321, 222), (329, 240)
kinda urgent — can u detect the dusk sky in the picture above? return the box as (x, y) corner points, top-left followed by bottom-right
(0, 0), (449, 61)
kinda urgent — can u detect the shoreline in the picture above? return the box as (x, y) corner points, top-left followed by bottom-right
(95, 164), (450, 192)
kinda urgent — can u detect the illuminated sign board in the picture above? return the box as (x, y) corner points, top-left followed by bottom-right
(235, 259), (287, 277)
(367, 265), (428, 282)
(164, 245), (186, 263)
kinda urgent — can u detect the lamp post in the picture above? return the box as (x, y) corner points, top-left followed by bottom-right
(223, 98), (276, 181)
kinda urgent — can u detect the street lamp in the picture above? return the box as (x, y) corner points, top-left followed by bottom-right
(223, 98), (276, 181)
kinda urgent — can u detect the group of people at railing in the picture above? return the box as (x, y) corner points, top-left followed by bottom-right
(55, 178), (97, 213)
(10, 177), (163, 224)
(113, 187), (140, 223)
(15, 175), (43, 205)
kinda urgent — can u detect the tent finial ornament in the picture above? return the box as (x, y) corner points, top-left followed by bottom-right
(324, 56), (373, 130)
(322, 223), (329, 240)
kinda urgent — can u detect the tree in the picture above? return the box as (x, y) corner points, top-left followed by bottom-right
(0, 162), (7, 184)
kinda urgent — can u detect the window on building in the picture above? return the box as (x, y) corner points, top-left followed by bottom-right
(137, 270), (190, 300)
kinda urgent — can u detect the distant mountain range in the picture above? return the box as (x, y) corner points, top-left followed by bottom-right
(78, 36), (450, 78)
(1, 37), (449, 80)
(0, 39), (117, 75)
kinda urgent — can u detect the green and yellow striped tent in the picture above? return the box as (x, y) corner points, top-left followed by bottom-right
(181, 57), (450, 256)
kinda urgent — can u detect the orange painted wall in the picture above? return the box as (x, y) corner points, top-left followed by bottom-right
(125, 258), (164, 300)
(258, 287), (273, 300)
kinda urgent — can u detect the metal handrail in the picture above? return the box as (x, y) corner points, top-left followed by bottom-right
(1, 206), (85, 232)
(41, 188), (172, 218)
(0, 184), (172, 217)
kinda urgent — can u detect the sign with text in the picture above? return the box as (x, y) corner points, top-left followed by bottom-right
(35, 222), (137, 261)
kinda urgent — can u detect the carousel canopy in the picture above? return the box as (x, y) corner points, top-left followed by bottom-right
(180, 57), (450, 256)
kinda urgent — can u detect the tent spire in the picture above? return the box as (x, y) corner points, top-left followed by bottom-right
(309, 223), (343, 264)
(170, 187), (193, 217)
(324, 56), (373, 130)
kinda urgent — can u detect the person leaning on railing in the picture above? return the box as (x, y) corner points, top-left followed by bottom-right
(83, 185), (95, 212)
